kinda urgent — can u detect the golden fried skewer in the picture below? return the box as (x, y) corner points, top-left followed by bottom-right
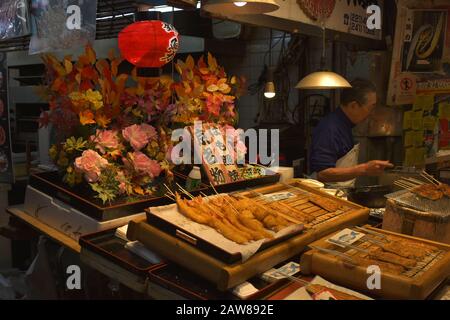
(232, 193), (302, 225)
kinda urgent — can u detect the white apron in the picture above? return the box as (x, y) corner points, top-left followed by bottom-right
(311, 143), (360, 188)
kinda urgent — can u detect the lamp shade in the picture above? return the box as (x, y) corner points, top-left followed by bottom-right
(295, 71), (352, 89)
(202, 0), (279, 15)
(118, 20), (179, 68)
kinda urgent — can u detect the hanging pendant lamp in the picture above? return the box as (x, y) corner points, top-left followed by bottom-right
(296, 17), (351, 89)
(202, 0), (279, 15)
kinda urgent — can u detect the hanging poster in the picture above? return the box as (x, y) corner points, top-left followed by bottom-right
(29, 0), (97, 54)
(401, 10), (447, 73)
(0, 0), (31, 40)
(0, 53), (14, 183)
(387, 2), (450, 106)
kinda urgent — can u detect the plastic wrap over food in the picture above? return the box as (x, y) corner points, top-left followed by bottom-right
(0, 0), (31, 40)
(29, 0), (97, 54)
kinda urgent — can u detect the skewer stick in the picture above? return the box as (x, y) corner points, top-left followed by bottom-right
(394, 181), (417, 192)
(273, 270), (310, 286)
(163, 183), (176, 196)
(403, 177), (426, 186)
(396, 179), (420, 188)
(328, 239), (370, 254)
(421, 171), (441, 186)
(310, 245), (357, 264)
(176, 183), (195, 200)
(354, 226), (388, 240)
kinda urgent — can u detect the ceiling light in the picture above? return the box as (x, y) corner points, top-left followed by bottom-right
(203, 0), (279, 15)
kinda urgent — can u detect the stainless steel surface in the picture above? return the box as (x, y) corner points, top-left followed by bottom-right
(385, 190), (450, 219)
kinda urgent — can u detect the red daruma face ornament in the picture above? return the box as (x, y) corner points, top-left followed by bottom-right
(118, 20), (179, 68)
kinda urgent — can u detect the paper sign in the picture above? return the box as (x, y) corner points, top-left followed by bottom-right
(412, 111), (424, 130)
(423, 116), (437, 131)
(326, 228), (365, 248)
(404, 131), (414, 147)
(413, 131), (424, 147)
(413, 95), (434, 111)
(403, 111), (413, 130)
(404, 147), (415, 166)
(414, 147), (426, 166)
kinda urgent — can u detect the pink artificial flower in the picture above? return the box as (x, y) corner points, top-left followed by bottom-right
(90, 129), (121, 154)
(115, 170), (128, 194)
(74, 150), (109, 183)
(130, 151), (162, 178)
(122, 123), (157, 151)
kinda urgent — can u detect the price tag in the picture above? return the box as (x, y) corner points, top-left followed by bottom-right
(327, 228), (364, 247)
(263, 192), (295, 202)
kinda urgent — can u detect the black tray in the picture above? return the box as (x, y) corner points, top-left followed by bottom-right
(148, 262), (292, 300)
(145, 209), (304, 264)
(29, 171), (209, 221)
(79, 228), (165, 277)
(176, 165), (281, 194)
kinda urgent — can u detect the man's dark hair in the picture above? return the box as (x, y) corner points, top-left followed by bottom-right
(341, 78), (377, 106)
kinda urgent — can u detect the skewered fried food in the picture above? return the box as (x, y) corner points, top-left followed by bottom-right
(351, 255), (405, 275)
(252, 206), (270, 221)
(221, 207), (266, 240)
(211, 219), (249, 244)
(412, 184), (443, 200)
(438, 183), (450, 197)
(238, 210), (274, 239)
(309, 195), (341, 212)
(386, 237), (438, 256)
(368, 247), (417, 268)
(196, 200), (254, 243)
(379, 240), (436, 260)
(176, 194), (212, 225)
(262, 215), (289, 232)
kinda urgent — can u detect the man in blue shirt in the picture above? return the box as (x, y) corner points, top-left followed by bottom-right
(310, 79), (393, 184)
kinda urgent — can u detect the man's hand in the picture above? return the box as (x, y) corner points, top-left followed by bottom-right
(361, 160), (394, 176)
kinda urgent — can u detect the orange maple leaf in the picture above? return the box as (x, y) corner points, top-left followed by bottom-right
(79, 110), (96, 125)
(95, 112), (111, 128)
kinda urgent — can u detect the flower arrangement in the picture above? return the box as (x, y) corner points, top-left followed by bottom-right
(172, 53), (245, 126)
(39, 45), (245, 204)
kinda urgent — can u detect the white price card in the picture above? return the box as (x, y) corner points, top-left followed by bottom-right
(326, 228), (365, 248)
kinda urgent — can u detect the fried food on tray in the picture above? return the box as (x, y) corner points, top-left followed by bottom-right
(367, 247), (417, 269)
(351, 255), (406, 275)
(412, 183), (444, 200)
(176, 194), (212, 225)
(438, 183), (450, 197)
(175, 193), (295, 244)
(309, 195), (342, 212)
(379, 239), (436, 260)
(385, 236), (438, 257)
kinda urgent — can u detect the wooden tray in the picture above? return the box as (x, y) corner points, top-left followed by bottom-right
(29, 171), (209, 221)
(300, 226), (450, 300)
(127, 179), (369, 290)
